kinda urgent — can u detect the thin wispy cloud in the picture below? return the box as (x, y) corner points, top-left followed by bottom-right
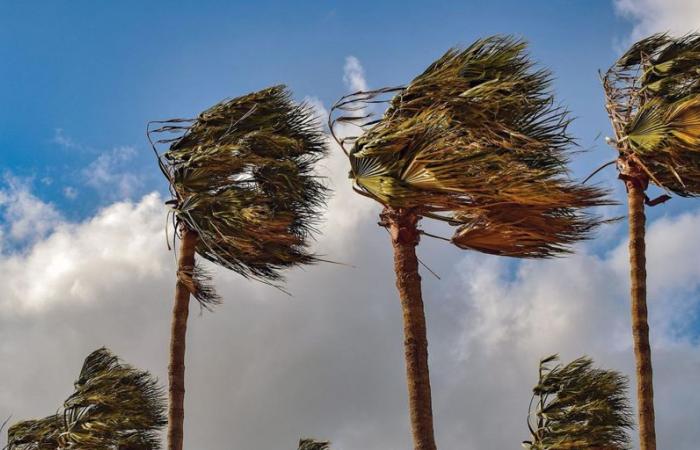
(343, 56), (369, 92)
(52, 128), (82, 150)
(83, 146), (145, 200)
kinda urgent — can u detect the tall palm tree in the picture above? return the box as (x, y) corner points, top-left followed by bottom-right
(522, 355), (634, 450)
(330, 36), (611, 450)
(148, 85), (328, 450)
(7, 347), (167, 450)
(600, 33), (700, 450)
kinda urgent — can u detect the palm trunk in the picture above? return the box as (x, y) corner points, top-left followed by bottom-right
(627, 182), (656, 450)
(382, 206), (437, 450)
(167, 228), (198, 450)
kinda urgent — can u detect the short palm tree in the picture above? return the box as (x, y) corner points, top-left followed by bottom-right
(7, 347), (166, 450)
(600, 33), (700, 450)
(330, 36), (610, 450)
(522, 355), (633, 450)
(148, 85), (328, 450)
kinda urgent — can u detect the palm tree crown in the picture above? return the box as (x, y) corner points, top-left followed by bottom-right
(150, 85), (328, 298)
(332, 36), (610, 257)
(297, 439), (331, 450)
(523, 355), (634, 450)
(604, 33), (700, 195)
(7, 348), (166, 450)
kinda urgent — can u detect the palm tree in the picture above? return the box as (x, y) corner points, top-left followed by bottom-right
(330, 36), (610, 450)
(7, 347), (167, 450)
(522, 355), (633, 450)
(148, 85), (328, 450)
(600, 33), (700, 450)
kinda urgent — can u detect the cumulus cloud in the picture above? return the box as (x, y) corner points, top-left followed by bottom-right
(0, 177), (62, 245)
(614, 0), (700, 40)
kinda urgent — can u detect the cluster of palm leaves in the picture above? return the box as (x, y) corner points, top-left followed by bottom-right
(149, 85), (328, 297)
(332, 36), (610, 257)
(6, 348), (166, 450)
(604, 33), (700, 196)
(297, 439), (331, 450)
(523, 355), (633, 450)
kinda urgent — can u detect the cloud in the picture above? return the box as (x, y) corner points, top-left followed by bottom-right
(614, 0), (700, 41)
(52, 128), (82, 150)
(63, 186), (78, 200)
(343, 56), (368, 92)
(0, 176), (62, 246)
(83, 146), (145, 200)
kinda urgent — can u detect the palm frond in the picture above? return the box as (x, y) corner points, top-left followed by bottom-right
(149, 85), (329, 297)
(7, 348), (166, 450)
(522, 355), (634, 450)
(297, 438), (331, 450)
(605, 33), (700, 195)
(330, 35), (611, 258)
(6, 415), (61, 450)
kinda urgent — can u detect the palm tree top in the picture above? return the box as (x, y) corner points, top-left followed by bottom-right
(298, 439), (331, 450)
(523, 355), (634, 450)
(604, 33), (700, 196)
(331, 36), (611, 258)
(148, 85), (329, 293)
(7, 347), (166, 450)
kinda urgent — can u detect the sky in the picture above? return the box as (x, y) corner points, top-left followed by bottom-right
(1, 1), (700, 449)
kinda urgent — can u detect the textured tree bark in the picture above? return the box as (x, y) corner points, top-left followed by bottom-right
(627, 181), (656, 450)
(167, 228), (198, 450)
(382, 206), (437, 450)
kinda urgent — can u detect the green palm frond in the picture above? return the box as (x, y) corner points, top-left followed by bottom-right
(605, 33), (700, 195)
(149, 85), (328, 299)
(7, 348), (166, 450)
(331, 35), (611, 258)
(522, 355), (634, 450)
(297, 438), (331, 450)
(5, 415), (61, 450)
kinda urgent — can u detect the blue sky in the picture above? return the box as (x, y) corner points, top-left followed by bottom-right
(2, 0), (680, 220)
(3, 2), (700, 449)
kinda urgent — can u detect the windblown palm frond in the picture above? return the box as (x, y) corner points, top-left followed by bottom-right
(331, 36), (610, 258)
(297, 438), (331, 450)
(149, 85), (328, 301)
(7, 348), (166, 450)
(5, 415), (62, 450)
(522, 355), (634, 450)
(605, 33), (700, 195)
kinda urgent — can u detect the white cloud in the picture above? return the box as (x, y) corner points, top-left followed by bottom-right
(0, 177), (62, 245)
(343, 56), (368, 92)
(83, 146), (144, 199)
(0, 192), (166, 315)
(614, 0), (700, 41)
